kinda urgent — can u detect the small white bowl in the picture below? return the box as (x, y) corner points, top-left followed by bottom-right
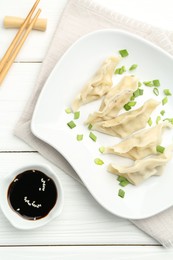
(0, 164), (64, 230)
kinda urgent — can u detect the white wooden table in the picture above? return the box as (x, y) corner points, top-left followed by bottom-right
(0, 0), (173, 259)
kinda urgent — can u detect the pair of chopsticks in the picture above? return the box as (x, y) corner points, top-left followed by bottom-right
(0, 0), (41, 85)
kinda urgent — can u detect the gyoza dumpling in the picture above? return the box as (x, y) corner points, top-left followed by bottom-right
(99, 75), (138, 111)
(85, 89), (133, 124)
(85, 76), (138, 124)
(91, 99), (160, 138)
(107, 145), (173, 185)
(71, 56), (121, 111)
(104, 121), (172, 160)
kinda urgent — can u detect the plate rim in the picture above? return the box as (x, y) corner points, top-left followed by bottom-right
(31, 28), (173, 219)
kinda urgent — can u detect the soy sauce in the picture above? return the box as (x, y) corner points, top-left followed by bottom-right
(7, 170), (58, 220)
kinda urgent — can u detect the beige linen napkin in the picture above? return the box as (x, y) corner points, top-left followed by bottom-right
(14, 0), (173, 247)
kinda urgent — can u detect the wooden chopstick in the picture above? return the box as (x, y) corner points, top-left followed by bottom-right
(0, 9), (41, 85)
(0, 0), (40, 73)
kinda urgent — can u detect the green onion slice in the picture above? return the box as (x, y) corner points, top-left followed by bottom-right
(156, 145), (165, 153)
(74, 111), (80, 119)
(76, 134), (83, 141)
(162, 96), (168, 105)
(89, 132), (97, 142)
(163, 118), (173, 124)
(143, 81), (153, 87)
(65, 107), (72, 114)
(88, 124), (92, 130)
(164, 89), (172, 96)
(124, 104), (131, 111)
(119, 180), (130, 187)
(118, 189), (125, 198)
(153, 79), (160, 87)
(129, 64), (138, 71)
(94, 158), (104, 165)
(160, 110), (165, 116)
(115, 66), (126, 75)
(153, 87), (159, 96)
(148, 117), (152, 126)
(67, 121), (76, 129)
(119, 49), (129, 57)
(156, 116), (161, 124)
(99, 146), (105, 153)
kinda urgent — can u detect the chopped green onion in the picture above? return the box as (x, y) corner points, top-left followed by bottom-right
(163, 118), (173, 124)
(94, 158), (104, 165)
(117, 176), (127, 182)
(117, 176), (130, 186)
(143, 81), (153, 87)
(139, 89), (144, 95)
(156, 145), (165, 153)
(67, 121), (76, 129)
(89, 132), (97, 142)
(118, 189), (125, 198)
(164, 89), (172, 96)
(124, 104), (131, 111)
(127, 101), (136, 107)
(160, 110), (165, 116)
(65, 107), (72, 114)
(153, 79), (160, 87)
(133, 89), (144, 97)
(130, 95), (135, 101)
(148, 117), (152, 126)
(76, 134), (83, 141)
(115, 66), (126, 75)
(156, 116), (161, 124)
(74, 111), (80, 119)
(162, 96), (168, 105)
(119, 49), (129, 57)
(88, 124), (92, 130)
(153, 87), (159, 96)
(133, 89), (140, 97)
(99, 146), (105, 153)
(138, 82), (142, 87)
(129, 64), (138, 71)
(119, 179), (130, 187)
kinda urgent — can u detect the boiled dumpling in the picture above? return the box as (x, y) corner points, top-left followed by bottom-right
(91, 99), (160, 138)
(107, 145), (173, 185)
(85, 76), (138, 124)
(99, 75), (138, 111)
(104, 121), (172, 160)
(71, 56), (121, 112)
(85, 89), (133, 124)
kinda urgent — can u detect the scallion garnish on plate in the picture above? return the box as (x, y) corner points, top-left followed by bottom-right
(129, 64), (138, 71)
(164, 89), (172, 96)
(156, 145), (165, 153)
(65, 107), (72, 114)
(76, 134), (83, 141)
(74, 111), (80, 119)
(67, 120), (76, 129)
(94, 158), (104, 165)
(89, 132), (97, 142)
(118, 189), (125, 198)
(153, 87), (159, 96)
(162, 96), (168, 105)
(119, 49), (129, 57)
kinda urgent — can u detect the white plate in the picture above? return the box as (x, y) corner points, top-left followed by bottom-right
(31, 29), (173, 219)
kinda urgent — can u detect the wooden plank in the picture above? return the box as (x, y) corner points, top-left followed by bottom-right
(0, 0), (173, 62)
(0, 152), (156, 245)
(0, 63), (41, 151)
(0, 246), (172, 260)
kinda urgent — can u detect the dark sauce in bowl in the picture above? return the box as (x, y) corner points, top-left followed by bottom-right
(7, 170), (58, 220)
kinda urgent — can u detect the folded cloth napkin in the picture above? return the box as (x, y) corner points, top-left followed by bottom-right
(14, 0), (173, 247)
